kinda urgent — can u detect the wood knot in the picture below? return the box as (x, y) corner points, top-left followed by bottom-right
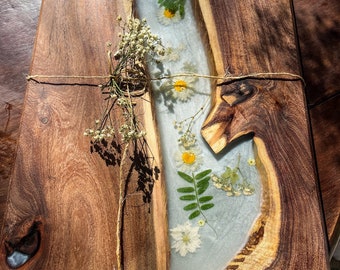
(220, 81), (256, 106)
(38, 103), (51, 125)
(4, 218), (43, 268)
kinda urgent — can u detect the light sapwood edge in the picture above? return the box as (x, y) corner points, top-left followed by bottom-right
(226, 137), (281, 269)
(141, 91), (170, 269)
(196, 0), (225, 78)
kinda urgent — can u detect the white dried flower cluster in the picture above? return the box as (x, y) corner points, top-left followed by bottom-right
(178, 131), (196, 148)
(173, 120), (197, 148)
(115, 17), (165, 64)
(84, 16), (162, 144)
(84, 125), (115, 141)
(211, 173), (255, 196)
(115, 95), (146, 143)
(118, 123), (146, 143)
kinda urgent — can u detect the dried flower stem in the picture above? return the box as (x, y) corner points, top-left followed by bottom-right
(116, 142), (130, 270)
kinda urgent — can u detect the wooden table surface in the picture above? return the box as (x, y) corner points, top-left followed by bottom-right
(0, 0), (168, 269)
(0, 0), (338, 269)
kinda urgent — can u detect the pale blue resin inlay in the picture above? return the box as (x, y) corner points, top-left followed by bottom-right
(137, 1), (262, 269)
(7, 251), (30, 269)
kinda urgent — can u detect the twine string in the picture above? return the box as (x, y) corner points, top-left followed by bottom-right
(26, 72), (305, 87)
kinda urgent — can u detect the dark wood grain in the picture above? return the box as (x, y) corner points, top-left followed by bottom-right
(0, 0), (168, 269)
(294, 0), (340, 255)
(310, 96), (340, 253)
(198, 0), (329, 268)
(293, 0), (340, 107)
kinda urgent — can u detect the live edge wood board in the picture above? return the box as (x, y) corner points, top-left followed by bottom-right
(0, 0), (329, 270)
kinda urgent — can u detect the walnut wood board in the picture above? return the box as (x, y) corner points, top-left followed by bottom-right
(0, 0), (332, 269)
(0, 0), (168, 269)
(197, 0), (329, 268)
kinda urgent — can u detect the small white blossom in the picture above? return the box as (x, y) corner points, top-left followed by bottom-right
(247, 158), (256, 166)
(170, 221), (201, 256)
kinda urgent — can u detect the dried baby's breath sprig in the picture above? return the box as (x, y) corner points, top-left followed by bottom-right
(211, 154), (255, 197)
(85, 17), (165, 144)
(173, 98), (209, 148)
(83, 17), (165, 270)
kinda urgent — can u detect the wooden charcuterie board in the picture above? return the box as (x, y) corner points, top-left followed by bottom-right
(0, 0), (329, 269)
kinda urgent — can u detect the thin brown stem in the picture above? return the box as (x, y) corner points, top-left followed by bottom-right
(116, 142), (130, 270)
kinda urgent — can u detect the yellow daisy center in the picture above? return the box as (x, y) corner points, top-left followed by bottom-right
(164, 9), (175, 19)
(182, 151), (196, 164)
(174, 80), (187, 92)
(182, 233), (191, 244)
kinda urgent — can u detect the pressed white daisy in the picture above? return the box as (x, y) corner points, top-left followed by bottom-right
(170, 221), (201, 256)
(157, 7), (181, 25)
(158, 62), (198, 102)
(175, 146), (203, 173)
(160, 76), (196, 102)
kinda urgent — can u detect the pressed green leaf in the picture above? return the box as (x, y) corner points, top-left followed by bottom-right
(179, 195), (196, 201)
(179, 5), (185, 17)
(197, 177), (210, 187)
(189, 210), (200, 220)
(183, 203), (198, 211)
(195, 169), (212, 180)
(197, 185), (209, 195)
(201, 203), (214, 210)
(198, 196), (213, 203)
(221, 167), (232, 179)
(177, 171), (194, 183)
(177, 187), (195, 193)
(230, 170), (239, 184)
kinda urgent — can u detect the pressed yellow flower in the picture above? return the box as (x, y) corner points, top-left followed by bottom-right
(164, 9), (175, 18)
(157, 7), (181, 25)
(181, 151), (196, 164)
(174, 80), (187, 92)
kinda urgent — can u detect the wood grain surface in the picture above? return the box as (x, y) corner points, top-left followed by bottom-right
(0, 0), (41, 230)
(0, 0), (336, 269)
(310, 96), (340, 254)
(293, 0), (340, 107)
(0, 0), (168, 269)
(197, 0), (329, 268)
(294, 0), (340, 254)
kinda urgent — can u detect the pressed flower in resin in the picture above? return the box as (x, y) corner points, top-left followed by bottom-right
(157, 7), (181, 25)
(160, 75), (197, 102)
(247, 158), (256, 166)
(175, 146), (203, 173)
(170, 221), (201, 256)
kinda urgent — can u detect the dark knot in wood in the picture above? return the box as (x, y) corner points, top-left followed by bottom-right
(219, 81), (256, 107)
(4, 218), (42, 269)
